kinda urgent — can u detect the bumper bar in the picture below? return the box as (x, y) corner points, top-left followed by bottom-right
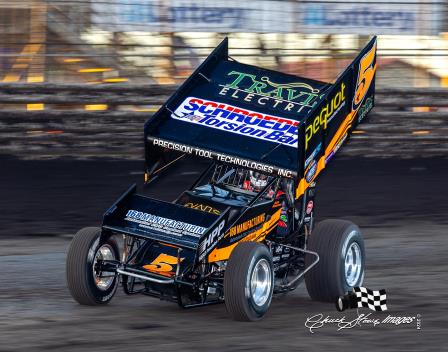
(117, 267), (174, 284)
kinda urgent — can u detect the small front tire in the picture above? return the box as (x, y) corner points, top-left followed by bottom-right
(66, 227), (119, 305)
(224, 242), (274, 321)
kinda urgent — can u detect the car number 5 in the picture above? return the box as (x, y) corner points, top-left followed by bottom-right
(353, 41), (376, 111)
(143, 253), (182, 273)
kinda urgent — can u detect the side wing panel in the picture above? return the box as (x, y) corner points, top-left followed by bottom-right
(144, 38), (229, 181)
(297, 36), (377, 199)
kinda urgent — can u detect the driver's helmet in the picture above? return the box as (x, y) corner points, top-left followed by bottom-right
(249, 171), (268, 191)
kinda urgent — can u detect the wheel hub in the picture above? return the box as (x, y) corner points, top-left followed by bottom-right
(250, 258), (272, 307)
(344, 241), (362, 286)
(92, 244), (116, 291)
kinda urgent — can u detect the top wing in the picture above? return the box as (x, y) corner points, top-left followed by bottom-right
(144, 36), (376, 183)
(144, 38), (327, 179)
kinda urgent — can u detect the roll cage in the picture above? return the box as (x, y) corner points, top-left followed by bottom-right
(186, 162), (279, 206)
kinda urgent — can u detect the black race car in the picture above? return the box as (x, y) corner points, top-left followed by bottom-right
(66, 36), (377, 321)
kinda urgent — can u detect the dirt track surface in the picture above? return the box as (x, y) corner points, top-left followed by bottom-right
(1, 156), (447, 351)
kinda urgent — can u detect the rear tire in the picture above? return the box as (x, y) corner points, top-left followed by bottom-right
(66, 227), (119, 305)
(224, 242), (274, 321)
(305, 219), (365, 302)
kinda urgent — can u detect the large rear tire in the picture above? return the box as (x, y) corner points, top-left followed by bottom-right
(66, 227), (119, 305)
(224, 242), (274, 321)
(305, 219), (365, 302)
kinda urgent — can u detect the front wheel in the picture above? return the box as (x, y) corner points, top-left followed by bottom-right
(305, 219), (365, 302)
(66, 227), (119, 305)
(224, 242), (274, 321)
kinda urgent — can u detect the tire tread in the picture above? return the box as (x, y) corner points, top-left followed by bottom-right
(305, 219), (364, 302)
(224, 242), (272, 321)
(66, 227), (117, 305)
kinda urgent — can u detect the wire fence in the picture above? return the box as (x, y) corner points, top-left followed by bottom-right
(0, 0), (448, 86)
(0, 0), (448, 160)
(0, 84), (447, 160)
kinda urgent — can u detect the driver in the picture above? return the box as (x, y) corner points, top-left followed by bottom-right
(242, 171), (290, 236)
(243, 171), (269, 193)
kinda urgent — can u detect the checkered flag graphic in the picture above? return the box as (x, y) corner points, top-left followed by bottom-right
(353, 287), (387, 311)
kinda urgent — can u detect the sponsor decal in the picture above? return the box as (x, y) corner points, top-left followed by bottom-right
(198, 220), (226, 261)
(325, 151), (334, 165)
(357, 96), (373, 123)
(272, 200), (282, 208)
(228, 214), (266, 238)
(184, 202), (221, 215)
(306, 200), (314, 215)
(153, 138), (213, 158)
(125, 209), (206, 237)
(305, 160), (317, 183)
(305, 83), (346, 150)
(150, 137), (296, 178)
(272, 246), (292, 262)
(334, 133), (348, 154)
(172, 97), (299, 147)
(325, 133), (347, 165)
(305, 142), (321, 168)
(219, 70), (320, 114)
(275, 246), (283, 254)
(143, 253), (184, 276)
(215, 154), (273, 174)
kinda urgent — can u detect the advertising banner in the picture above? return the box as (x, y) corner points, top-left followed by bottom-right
(91, 0), (294, 33)
(297, 0), (441, 36)
(92, 0), (441, 35)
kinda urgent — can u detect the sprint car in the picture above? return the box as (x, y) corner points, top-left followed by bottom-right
(67, 36), (377, 321)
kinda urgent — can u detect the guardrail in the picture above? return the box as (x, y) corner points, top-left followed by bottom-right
(0, 84), (447, 159)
